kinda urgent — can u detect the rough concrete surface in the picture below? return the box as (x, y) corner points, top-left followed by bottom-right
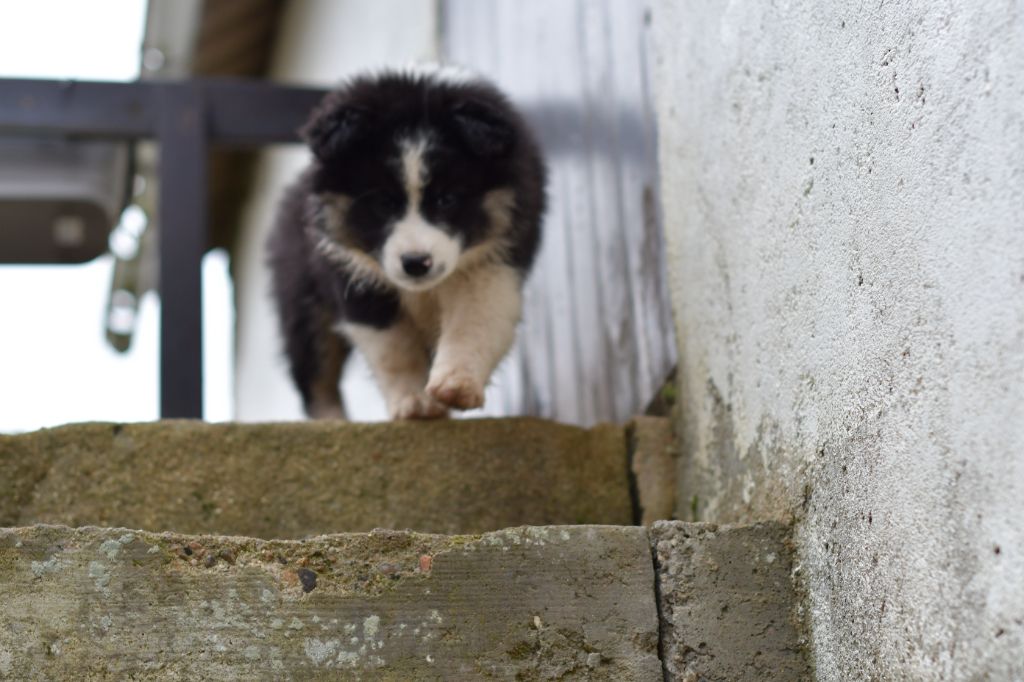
(652, 0), (1024, 679)
(0, 418), (632, 538)
(651, 521), (810, 681)
(0, 524), (661, 681)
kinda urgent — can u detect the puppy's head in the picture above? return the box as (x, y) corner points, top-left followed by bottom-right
(302, 71), (521, 292)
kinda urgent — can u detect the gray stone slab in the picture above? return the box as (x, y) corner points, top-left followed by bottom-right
(0, 418), (631, 538)
(0, 524), (661, 681)
(651, 521), (811, 681)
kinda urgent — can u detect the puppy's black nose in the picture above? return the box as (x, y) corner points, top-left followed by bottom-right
(401, 252), (433, 278)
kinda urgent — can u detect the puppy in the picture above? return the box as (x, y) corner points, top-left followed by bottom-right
(267, 69), (546, 419)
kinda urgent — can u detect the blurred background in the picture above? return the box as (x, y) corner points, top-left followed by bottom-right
(0, 0), (676, 432)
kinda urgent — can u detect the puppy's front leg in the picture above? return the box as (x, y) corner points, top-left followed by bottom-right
(427, 266), (522, 410)
(342, 318), (447, 420)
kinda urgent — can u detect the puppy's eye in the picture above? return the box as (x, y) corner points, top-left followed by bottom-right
(433, 192), (457, 210)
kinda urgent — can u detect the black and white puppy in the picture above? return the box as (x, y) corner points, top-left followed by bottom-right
(268, 69), (546, 419)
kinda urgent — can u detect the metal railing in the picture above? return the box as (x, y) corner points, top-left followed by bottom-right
(0, 78), (328, 418)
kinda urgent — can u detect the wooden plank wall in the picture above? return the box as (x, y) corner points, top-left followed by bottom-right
(443, 0), (676, 426)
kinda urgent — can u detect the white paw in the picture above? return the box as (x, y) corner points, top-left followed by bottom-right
(426, 368), (485, 411)
(390, 393), (449, 420)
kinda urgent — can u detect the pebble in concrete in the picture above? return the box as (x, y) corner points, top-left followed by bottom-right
(651, 520), (811, 681)
(0, 524), (662, 681)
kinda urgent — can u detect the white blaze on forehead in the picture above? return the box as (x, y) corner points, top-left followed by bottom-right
(382, 134), (462, 292)
(399, 136), (430, 209)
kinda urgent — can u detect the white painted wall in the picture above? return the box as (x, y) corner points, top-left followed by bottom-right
(233, 0), (437, 421)
(443, 0), (676, 426)
(652, 0), (1023, 679)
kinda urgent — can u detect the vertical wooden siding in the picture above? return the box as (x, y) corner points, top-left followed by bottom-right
(443, 0), (676, 426)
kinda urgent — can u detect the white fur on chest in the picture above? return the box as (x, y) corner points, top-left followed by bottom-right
(399, 289), (442, 344)
(335, 263), (522, 418)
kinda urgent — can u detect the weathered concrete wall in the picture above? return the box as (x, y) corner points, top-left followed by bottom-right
(652, 1), (1024, 679)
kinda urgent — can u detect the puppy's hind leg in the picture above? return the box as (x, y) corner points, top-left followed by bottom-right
(307, 329), (351, 419)
(281, 299), (350, 419)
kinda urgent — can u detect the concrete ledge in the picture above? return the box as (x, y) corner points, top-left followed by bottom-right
(0, 418), (631, 537)
(651, 520), (811, 681)
(0, 524), (661, 680)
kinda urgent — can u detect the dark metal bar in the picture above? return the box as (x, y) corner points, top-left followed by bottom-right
(0, 79), (156, 138)
(0, 78), (327, 145)
(157, 84), (208, 418)
(202, 78), (327, 145)
(0, 79), (646, 157)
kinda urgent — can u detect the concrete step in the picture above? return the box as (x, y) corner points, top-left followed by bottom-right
(0, 524), (662, 681)
(0, 418), (811, 679)
(0, 521), (810, 681)
(651, 521), (811, 681)
(0, 418), (635, 538)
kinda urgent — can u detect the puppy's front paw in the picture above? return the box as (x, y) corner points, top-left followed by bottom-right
(426, 368), (485, 410)
(391, 393), (449, 420)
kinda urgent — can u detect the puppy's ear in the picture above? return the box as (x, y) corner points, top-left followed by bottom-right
(452, 99), (515, 158)
(301, 105), (368, 162)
